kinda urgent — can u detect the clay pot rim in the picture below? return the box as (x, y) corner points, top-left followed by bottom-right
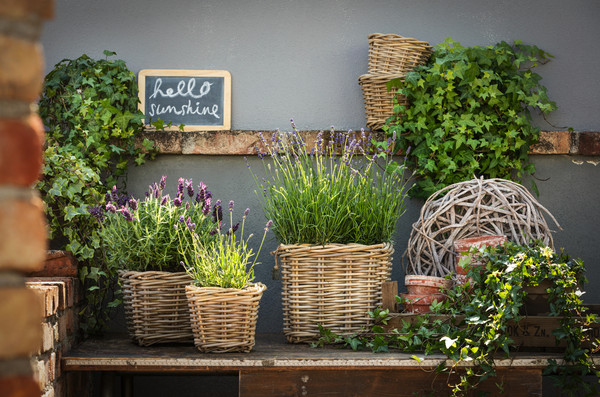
(405, 275), (453, 289)
(454, 235), (507, 252)
(401, 293), (446, 303)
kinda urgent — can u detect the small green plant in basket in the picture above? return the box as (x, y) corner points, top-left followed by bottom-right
(177, 201), (272, 289)
(94, 175), (219, 272)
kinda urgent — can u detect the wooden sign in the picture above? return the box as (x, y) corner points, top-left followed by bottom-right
(138, 69), (231, 131)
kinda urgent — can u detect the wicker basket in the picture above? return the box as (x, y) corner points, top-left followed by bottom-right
(274, 243), (393, 343)
(368, 33), (432, 74)
(358, 73), (408, 131)
(119, 270), (194, 346)
(186, 283), (266, 353)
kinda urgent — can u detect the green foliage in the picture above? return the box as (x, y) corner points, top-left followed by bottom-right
(248, 121), (410, 245)
(97, 176), (219, 272)
(317, 241), (599, 396)
(37, 51), (156, 335)
(385, 38), (557, 199)
(178, 203), (272, 289)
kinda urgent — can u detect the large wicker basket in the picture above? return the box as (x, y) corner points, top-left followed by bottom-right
(119, 270), (194, 346)
(274, 243), (393, 343)
(368, 33), (432, 74)
(358, 73), (408, 131)
(186, 283), (266, 353)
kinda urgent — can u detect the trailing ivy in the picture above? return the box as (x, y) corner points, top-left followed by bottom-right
(316, 241), (599, 396)
(385, 38), (557, 199)
(37, 50), (156, 335)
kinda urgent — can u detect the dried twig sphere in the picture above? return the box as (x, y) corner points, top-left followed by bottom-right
(404, 178), (561, 277)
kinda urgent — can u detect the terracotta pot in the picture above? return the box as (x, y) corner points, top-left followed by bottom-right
(454, 235), (507, 283)
(405, 275), (453, 295)
(401, 293), (446, 314)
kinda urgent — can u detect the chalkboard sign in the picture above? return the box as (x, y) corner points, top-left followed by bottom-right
(138, 69), (231, 131)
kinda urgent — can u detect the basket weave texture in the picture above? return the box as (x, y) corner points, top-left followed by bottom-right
(405, 178), (561, 277)
(275, 243), (393, 343)
(368, 33), (432, 74)
(186, 283), (266, 353)
(359, 33), (432, 131)
(119, 270), (194, 346)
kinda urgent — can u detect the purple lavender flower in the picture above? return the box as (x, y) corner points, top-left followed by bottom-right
(153, 183), (161, 199)
(88, 206), (104, 222)
(212, 201), (223, 223)
(186, 217), (196, 232)
(186, 179), (194, 197)
(111, 185), (118, 202)
(159, 175), (167, 191)
(185, 201), (190, 210)
(202, 198), (212, 216)
(243, 208), (250, 219)
(228, 200), (234, 212)
(160, 194), (170, 206)
(106, 203), (117, 213)
(265, 220), (273, 232)
(231, 222), (239, 233)
(128, 198), (138, 211)
(173, 196), (182, 207)
(178, 215), (185, 223)
(121, 207), (134, 222)
(209, 228), (218, 236)
(177, 178), (185, 197)
(104, 192), (112, 204)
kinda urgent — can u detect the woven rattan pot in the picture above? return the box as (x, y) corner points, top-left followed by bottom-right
(186, 283), (266, 353)
(119, 270), (194, 346)
(274, 243), (393, 343)
(358, 73), (408, 131)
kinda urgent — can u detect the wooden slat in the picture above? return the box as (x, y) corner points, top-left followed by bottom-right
(240, 368), (542, 397)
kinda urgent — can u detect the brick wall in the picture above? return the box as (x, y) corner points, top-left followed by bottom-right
(25, 253), (91, 397)
(0, 1), (56, 396)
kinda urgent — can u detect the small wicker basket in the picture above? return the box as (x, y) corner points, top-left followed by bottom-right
(274, 243), (393, 343)
(358, 73), (408, 131)
(186, 283), (266, 353)
(368, 33), (432, 74)
(119, 270), (194, 346)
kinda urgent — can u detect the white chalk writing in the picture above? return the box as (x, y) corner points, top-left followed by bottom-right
(149, 78), (212, 99)
(148, 101), (220, 119)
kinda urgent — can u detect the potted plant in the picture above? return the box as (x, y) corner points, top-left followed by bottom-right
(94, 175), (219, 346)
(401, 275), (453, 313)
(178, 201), (271, 353)
(248, 120), (410, 342)
(318, 240), (599, 396)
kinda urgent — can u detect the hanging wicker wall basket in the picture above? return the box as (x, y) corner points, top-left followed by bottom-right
(404, 178), (561, 277)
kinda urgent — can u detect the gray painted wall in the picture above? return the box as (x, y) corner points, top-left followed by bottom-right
(43, 0), (599, 131)
(125, 154), (600, 334)
(41, 0), (600, 331)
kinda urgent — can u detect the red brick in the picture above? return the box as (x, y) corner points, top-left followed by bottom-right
(0, 36), (44, 102)
(0, 0), (54, 19)
(0, 287), (42, 359)
(27, 251), (78, 278)
(578, 131), (600, 156)
(0, 115), (44, 186)
(26, 278), (74, 310)
(28, 284), (59, 317)
(40, 320), (57, 353)
(0, 196), (47, 272)
(530, 130), (572, 155)
(0, 375), (41, 397)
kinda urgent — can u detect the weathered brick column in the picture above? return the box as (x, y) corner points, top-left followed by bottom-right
(0, 1), (53, 396)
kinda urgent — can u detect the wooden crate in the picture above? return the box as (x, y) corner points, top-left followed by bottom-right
(382, 281), (600, 349)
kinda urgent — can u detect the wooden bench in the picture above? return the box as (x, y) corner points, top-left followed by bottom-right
(62, 333), (557, 396)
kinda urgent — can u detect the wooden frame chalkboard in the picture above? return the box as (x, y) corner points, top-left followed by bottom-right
(138, 69), (231, 131)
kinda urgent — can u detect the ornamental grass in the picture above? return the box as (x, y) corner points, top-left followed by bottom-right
(249, 120), (410, 246)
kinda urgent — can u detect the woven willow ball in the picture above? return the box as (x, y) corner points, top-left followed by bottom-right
(404, 178), (561, 277)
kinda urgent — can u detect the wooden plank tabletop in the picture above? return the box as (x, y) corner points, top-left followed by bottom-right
(62, 333), (562, 372)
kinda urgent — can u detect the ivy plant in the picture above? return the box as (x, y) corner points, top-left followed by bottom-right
(37, 50), (156, 335)
(316, 241), (599, 396)
(385, 38), (557, 199)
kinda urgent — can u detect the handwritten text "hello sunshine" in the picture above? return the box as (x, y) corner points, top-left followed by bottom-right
(146, 78), (220, 119)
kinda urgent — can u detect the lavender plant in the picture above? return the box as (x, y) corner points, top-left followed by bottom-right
(248, 120), (410, 245)
(178, 201), (272, 289)
(95, 176), (219, 272)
